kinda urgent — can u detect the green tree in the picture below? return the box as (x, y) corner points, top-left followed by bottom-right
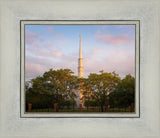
(82, 71), (121, 112)
(109, 74), (135, 108)
(26, 68), (79, 110)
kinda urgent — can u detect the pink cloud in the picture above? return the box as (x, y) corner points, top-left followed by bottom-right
(50, 51), (62, 57)
(46, 27), (63, 38)
(25, 56), (56, 81)
(25, 53), (78, 81)
(91, 48), (131, 58)
(25, 30), (41, 47)
(46, 41), (53, 47)
(25, 30), (55, 48)
(92, 49), (104, 54)
(130, 35), (135, 45)
(34, 49), (62, 58)
(107, 54), (135, 76)
(41, 41), (54, 50)
(95, 31), (134, 46)
(84, 48), (135, 78)
(107, 49), (130, 58)
(55, 39), (64, 44)
(25, 62), (46, 74)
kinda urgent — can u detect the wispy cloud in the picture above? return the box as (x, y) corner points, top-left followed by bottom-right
(25, 25), (135, 80)
(25, 62), (46, 75)
(25, 30), (42, 47)
(25, 52), (78, 81)
(84, 48), (135, 78)
(45, 27), (63, 38)
(91, 49), (104, 54)
(95, 31), (134, 46)
(27, 49), (63, 59)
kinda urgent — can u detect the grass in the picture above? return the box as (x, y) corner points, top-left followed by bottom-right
(30, 107), (132, 112)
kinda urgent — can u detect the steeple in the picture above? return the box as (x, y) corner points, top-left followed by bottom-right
(78, 35), (84, 78)
(79, 35), (82, 58)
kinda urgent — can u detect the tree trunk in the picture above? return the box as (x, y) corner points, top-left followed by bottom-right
(101, 105), (104, 112)
(72, 104), (74, 111)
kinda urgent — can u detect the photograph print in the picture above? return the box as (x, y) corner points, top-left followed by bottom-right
(24, 22), (137, 114)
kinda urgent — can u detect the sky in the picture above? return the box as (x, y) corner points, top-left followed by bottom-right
(25, 25), (135, 81)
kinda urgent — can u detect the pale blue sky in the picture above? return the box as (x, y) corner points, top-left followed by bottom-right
(25, 25), (135, 81)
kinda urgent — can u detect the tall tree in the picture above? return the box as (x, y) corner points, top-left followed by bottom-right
(116, 74), (135, 93)
(82, 71), (121, 112)
(110, 74), (135, 108)
(26, 68), (79, 109)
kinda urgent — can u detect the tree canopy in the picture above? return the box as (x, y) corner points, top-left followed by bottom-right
(109, 74), (135, 108)
(26, 69), (79, 110)
(25, 69), (135, 112)
(81, 71), (121, 112)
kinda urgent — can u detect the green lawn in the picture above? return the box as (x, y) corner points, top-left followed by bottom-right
(30, 107), (132, 112)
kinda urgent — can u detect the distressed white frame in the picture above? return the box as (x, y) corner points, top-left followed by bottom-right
(0, 0), (160, 137)
(21, 20), (140, 118)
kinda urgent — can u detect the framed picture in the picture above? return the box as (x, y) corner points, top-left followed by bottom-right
(21, 20), (140, 118)
(0, 0), (160, 138)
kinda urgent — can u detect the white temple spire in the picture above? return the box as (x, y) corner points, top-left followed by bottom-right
(78, 35), (84, 78)
(79, 35), (82, 59)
